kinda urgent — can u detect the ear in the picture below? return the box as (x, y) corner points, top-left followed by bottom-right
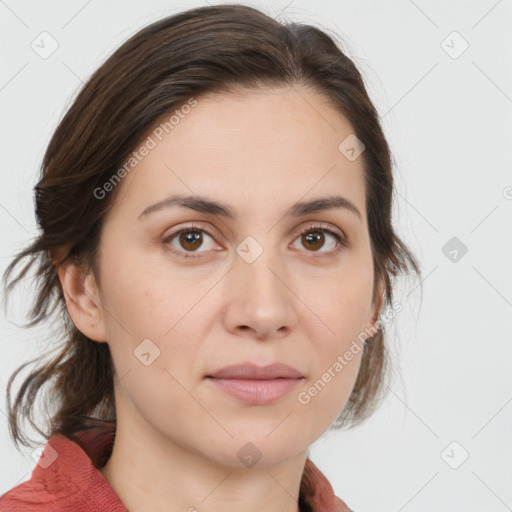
(56, 258), (107, 343)
(366, 277), (385, 337)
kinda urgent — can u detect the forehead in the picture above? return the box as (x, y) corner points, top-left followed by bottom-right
(107, 85), (367, 223)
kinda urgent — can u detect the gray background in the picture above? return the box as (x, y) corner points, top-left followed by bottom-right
(1, 1), (511, 510)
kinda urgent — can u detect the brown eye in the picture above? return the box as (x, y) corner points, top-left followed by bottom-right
(163, 223), (347, 260)
(177, 230), (203, 252)
(163, 224), (218, 259)
(292, 225), (347, 256)
(301, 230), (326, 251)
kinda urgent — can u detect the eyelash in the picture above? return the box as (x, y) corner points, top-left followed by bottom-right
(162, 222), (348, 260)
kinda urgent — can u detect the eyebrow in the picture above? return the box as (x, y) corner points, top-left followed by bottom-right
(137, 194), (362, 222)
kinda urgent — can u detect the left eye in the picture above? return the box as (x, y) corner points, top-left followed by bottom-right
(291, 225), (346, 254)
(163, 223), (347, 259)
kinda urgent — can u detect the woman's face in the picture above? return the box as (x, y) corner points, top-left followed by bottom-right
(90, 85), (380, 467)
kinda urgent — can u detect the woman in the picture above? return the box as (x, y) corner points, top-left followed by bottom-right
(0, 3), (420, 511)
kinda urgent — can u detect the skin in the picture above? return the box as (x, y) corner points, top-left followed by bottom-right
(57, 84), (383, 512)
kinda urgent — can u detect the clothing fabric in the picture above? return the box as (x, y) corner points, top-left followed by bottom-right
(0, 419), (354, 512)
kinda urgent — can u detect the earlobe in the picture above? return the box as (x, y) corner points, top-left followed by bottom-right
(371, 290), (384, 327)
(57, 259), (107, 342)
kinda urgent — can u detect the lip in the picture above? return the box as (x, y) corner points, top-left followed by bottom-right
(208, 362), (303, 380)
(206, 363), (304, 405)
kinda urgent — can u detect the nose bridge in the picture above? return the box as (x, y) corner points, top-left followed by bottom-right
(235, 233), (285, 298)
(228, 232), (295, 318)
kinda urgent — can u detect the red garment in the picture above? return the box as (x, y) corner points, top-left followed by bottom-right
(0, 419), (353, 512)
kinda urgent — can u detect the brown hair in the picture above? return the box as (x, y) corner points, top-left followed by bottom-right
(3, 3), (421, 450)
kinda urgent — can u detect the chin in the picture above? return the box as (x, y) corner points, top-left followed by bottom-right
(203, 431), (307, 470)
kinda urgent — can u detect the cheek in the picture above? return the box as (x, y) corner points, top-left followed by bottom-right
(294, 263), (371, 419)
(98, 265), (207, 427)
(112, 356), (214, 456)
(97, 243), (182, 340)
(302, 261), (374, 346)
(97, 250), (210, 385)
(291, 355), (363, 449)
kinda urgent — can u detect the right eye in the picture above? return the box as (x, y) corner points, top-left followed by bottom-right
(162, 223), (220, 259)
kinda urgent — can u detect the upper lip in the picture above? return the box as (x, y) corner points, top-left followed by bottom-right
(207, 363), (304, 380)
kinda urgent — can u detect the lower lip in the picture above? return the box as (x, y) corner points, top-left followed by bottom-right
(207, 377), (303, 405)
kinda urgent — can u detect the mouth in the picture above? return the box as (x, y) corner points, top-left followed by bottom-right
(206, 363), (305, 405)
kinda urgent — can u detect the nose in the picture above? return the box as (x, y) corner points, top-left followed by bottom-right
(221, 242), (298, 340)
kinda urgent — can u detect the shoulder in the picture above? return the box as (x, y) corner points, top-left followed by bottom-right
(0, 478), (57, 511)
(0, 429), (124, 512)
(0, 434), (80, 511)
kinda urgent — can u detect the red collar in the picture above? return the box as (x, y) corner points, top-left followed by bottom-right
(0, 419), (353, 512)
